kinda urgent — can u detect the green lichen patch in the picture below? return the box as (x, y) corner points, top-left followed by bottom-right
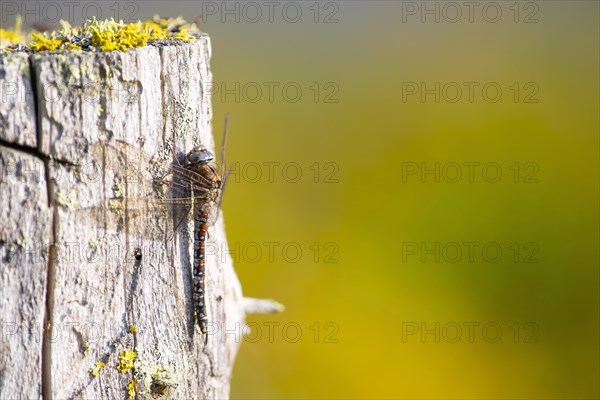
(134, 346), (179, 399)
(88, 239), (100, 252)
(149, 365), (178, 397)
(56, 189), (77, 208)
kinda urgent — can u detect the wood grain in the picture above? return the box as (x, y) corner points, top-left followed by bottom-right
(0, 35), (260, 400)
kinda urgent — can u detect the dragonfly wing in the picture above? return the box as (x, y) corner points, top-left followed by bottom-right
(83, 141), (205, 239)
(74, 196), (192, 240)
(91, 140), (215, 191)
(206, 199), (220, 227)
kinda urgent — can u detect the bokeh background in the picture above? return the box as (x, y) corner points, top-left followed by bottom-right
(4, 1), (599, 398)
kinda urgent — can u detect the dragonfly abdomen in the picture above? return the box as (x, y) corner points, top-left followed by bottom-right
(186, 142), (225, 345)
(193, 204), (210, 339)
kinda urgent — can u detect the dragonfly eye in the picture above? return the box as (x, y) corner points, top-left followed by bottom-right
(187, 146), (214, 164)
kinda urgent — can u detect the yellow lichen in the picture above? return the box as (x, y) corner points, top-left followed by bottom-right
(85, 16), (195, 51)
(129, 325), (137, 333)
(172, 29), (196, 42)
(30, 32), (62, 51)
(90, 19), (157, 51)
(116, 349), (137, 373)
(108, 198), (125, 216)
(112, 182), (125, 198)
(0, 16), (25, 49)
(127, 378), (136, 398)
(0, 29), (24, 47)
(3, 15), (198, 52)
(89, 361), (106, 377)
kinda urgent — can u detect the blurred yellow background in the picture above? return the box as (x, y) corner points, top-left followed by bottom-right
(5, 1), (598, 398)
(205, 3), (599, 398)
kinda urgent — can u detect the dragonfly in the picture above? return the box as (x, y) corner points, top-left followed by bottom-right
(86, 115), (230, 344)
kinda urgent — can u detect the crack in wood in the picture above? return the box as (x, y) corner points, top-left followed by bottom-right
(41, 161), (57, 400)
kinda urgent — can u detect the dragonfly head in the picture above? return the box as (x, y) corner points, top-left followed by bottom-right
(186, 146), (214, 165)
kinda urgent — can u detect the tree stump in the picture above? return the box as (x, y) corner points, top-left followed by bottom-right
(0, 35), (276, 400)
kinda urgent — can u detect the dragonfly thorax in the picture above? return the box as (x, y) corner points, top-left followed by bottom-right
(186, 146), (214, 165)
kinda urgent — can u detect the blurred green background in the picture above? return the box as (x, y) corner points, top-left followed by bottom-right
(6, 1), (599, 398)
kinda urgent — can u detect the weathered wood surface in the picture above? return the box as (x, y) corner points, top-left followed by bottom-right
(0, 35), (276, 400)
(0, 149), (49, 399)
(0, 52), (37, 147)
